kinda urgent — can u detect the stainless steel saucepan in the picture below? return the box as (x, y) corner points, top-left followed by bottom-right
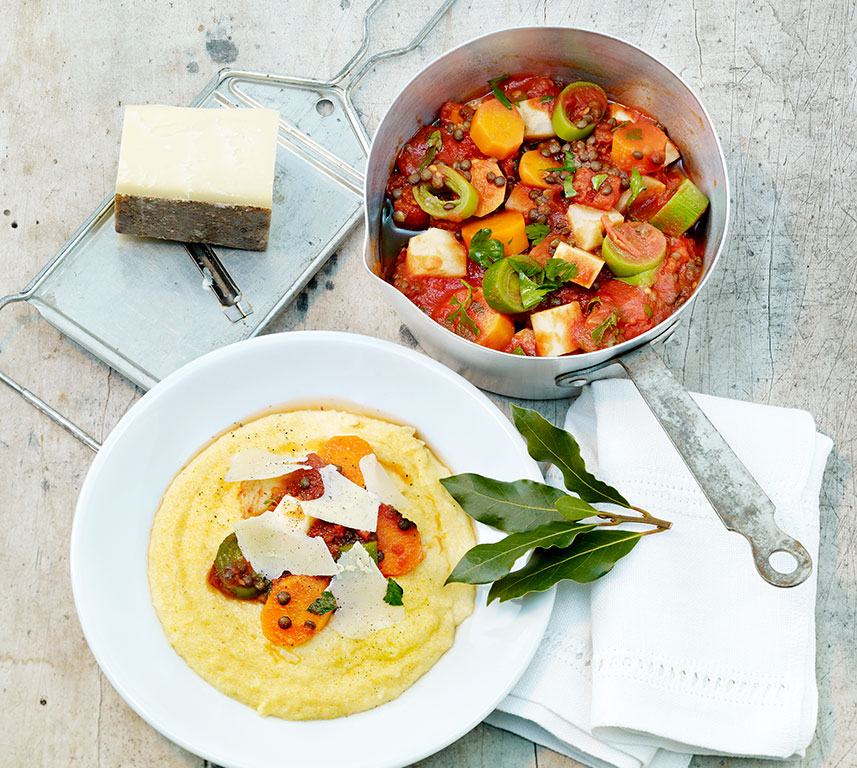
(362, 27), (812, 588)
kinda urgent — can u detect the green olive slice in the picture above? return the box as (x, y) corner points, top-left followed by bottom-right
(214, 532), (265, 599)
(601, 220), (667, 276)
(412, 164), (479, 221)
(551, 82), (608, 141)
(648, 176), (710, 237)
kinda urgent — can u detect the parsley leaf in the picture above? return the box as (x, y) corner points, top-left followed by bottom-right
(383, 578), (404, 606)
(591, 311), (619, 345)
(545, 151), (579, 199)
(644, 304), (653, 318)
(307, 591), (337, 615)
(525, 222), (551, 246)
(518, 273), (554, 309)
(591, 173), (608, 191)
(540, 94), (555, 103)
(626, 168), (648, 208)
(417, 130), (443, 171)
(545, 258), (578, 283)
(468, 228), (504, 268)
(586, 297), (602, 313)
(488, 75), (513, 110)
(611, 120), (630, 132)
(511, 345), (526, 355)
(446, 280), (480, 337)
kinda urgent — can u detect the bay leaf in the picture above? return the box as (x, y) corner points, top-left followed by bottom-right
(487, 528), (644, 602)
(510, 405), (630, 508)
(440, 473), (570, 532)
(447, 521), (596, 585)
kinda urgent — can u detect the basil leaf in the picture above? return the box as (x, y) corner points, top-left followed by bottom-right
(510, 405), (630, 507)
(439, 474), (570, 532)
(591, 173), (608, 191)
(626, 168), (648, 208)
(307, 590), (337, 615)
(488, 75), (513, 109)
(447, 521), (597, 585)
(486, 529), (644, 602)
(468, 228), (504, 268)
(525, 222), (551, 246)
(563, 176), (578, 199)
(540, 94), (555, 103)
(383, 578), (404, 606)
(544, 258), (578, 283)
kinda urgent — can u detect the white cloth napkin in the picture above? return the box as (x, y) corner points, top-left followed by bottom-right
(486, 379), (832, 767)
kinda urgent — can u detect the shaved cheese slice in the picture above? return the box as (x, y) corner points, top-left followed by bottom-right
(270, 494), (310, 534)
(234, 510), (337, 579)
(329, 543), (404, 639)
(359, 454), (407, 510)
(224, 448), (309, 482)
(299, 466), (380, 532)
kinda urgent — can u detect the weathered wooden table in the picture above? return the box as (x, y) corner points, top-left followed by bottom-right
(1, 1), (854, 766)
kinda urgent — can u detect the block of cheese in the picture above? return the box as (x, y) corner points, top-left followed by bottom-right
(114, 105), (279, 251)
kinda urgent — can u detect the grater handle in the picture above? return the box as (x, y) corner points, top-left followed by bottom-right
(331, 0), (456, 94)
(0, 293), (101, 452)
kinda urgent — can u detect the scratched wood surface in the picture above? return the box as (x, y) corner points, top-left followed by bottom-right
(1, 0), (854, 766)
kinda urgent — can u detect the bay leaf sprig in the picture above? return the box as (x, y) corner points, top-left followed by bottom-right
(441, 406), (671, 602)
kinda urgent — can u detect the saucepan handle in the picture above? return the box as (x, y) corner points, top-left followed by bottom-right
(618, 344), (812, 588)
(332, 0), (457, 95)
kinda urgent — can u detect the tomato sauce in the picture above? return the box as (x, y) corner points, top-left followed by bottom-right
(384, 74), (707, 357)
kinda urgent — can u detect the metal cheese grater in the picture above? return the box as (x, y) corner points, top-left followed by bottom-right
(0, 0), (455, 451)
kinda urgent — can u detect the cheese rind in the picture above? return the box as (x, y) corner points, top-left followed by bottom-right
(114, 105), (279, 250)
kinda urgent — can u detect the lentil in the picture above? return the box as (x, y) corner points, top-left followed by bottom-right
(277, 591), (291, 605)
(407, 172), (420, 184)
(278, 616), (292, 630)
(494, 176), (506, 187)
(459, 158), (471, 170)
(453, 128), (464, 141)
(397, 518), (412, 531)
(392, 210), (406, 223)
(632, 150), (644, 159)
(304, 620), (316, 630)
(299, 476), (311, 489)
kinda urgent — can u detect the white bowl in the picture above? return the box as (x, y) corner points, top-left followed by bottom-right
(70, 331), (555, 768)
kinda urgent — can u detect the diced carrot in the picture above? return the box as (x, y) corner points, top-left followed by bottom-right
(518, 150), (556, 189)
(469, 98), (525, 160)
(261, 575), (333, 648)
(461, 210), (528, 256)
(317, 435), (374, 486)
(432, 284), (515, 350)
(377, 503), (424, 577)
(611, 122), (669, 174)
(505, 183), (538, 217)
(470, 158), (506, 217)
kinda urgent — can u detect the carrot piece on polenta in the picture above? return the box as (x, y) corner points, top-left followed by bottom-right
(376, 503), (424, 577)
(261, 575), (333, 648)
(317, 435), (374, 486)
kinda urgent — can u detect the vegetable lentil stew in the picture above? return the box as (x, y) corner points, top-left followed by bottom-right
(383, 75), (709, 357)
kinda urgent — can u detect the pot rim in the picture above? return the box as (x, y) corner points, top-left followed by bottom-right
(362, 25), (731, 369)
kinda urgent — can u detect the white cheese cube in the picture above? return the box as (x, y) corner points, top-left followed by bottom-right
(531, 302), (583, 357)
(553, 243), (605, 289)
(405, 227), (467, 277)
(517, 98), (555, 140)
(566, 205), (624, 251)
(616, 175), (666, 213)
